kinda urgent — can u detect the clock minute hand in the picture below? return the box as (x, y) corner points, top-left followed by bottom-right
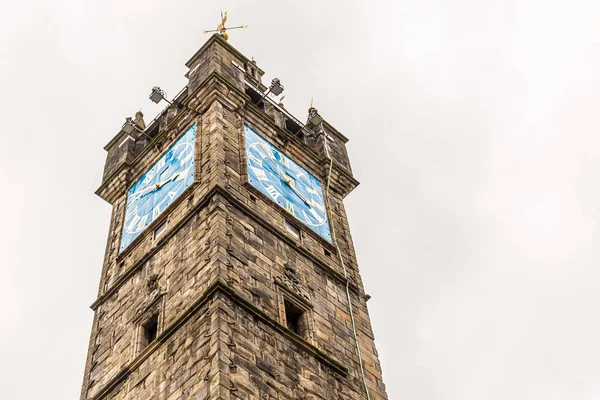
(284, 179), (326, 224)
(133, 184), (160, 200)
(262, 144), (287, 179)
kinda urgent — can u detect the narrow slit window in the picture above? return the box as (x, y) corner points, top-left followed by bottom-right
(154, 220), (167, 239)
(284, 220), (301, 240)
(284, 299), (306, 337)
(140, 314), (159, 351)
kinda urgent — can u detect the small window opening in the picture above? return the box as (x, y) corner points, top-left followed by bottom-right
(324, 249), (331, 257)
(285, 118), (302, 137)
(141, 314), (159, 350)
(284, 220), (301, 240)
(154, 220), (167, 239)
(245, 86), (263, 106)
(249, 194), (257, 203)
(245, 86), (267, 110)
(145, 122), (160, 140)
(284, 300), (306, 337)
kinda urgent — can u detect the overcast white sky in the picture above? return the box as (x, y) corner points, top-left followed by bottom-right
(1, 0), (600, 399)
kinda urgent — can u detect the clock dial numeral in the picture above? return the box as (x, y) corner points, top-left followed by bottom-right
(248, 152), (263, 166)
(126, 213), (149, 234)
(306, 187), (318, 195)
(309, 208), (325, 225)
(152, 205), (161, 219)
(136, 214), (149, 232)
(301, 210), (312, 225)
(177, 145), (193, 164)
(265, 185), (281, 201)
(302, 209), (325, 226)
(141, 172), (154, 187)
(309, 198), (325, 212)
(285, 200), (295, 215)
(176, 166), (191, 181)
(125, 206), (139, 220)
(126, 214), (140, 233)
(259, 144), (272, 158)
(279, 156), (290, 168)
(250, 166), (269, 182)
(155, 157), (166, 171)
(168, 191), (177, 201)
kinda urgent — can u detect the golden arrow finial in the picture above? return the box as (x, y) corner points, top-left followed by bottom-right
(133, 109), (146, 130)
(203, 11), (248, 41)
(278, 95), (286, 108)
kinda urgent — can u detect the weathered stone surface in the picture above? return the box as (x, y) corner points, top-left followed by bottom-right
(81, 34), (387, 400)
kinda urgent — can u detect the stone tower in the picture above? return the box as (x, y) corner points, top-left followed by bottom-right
(81, 35), (388, 400)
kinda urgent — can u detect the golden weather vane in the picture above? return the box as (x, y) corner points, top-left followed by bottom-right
(203, 11), (247, 41)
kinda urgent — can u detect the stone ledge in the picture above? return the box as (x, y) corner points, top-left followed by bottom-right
(87, 279), (348, 400)
(90, 184), (214, 311)
(224, 186), (361, 294)
(92, 185), (360, 311)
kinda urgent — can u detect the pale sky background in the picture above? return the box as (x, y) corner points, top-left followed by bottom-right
(1, 0), (600, 399)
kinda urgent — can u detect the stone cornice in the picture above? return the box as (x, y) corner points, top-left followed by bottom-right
(219, 188), (361, 293)
(320, 156), (360, 198)
(188, 69), (327, 173)
(90, 184), (212, 311)
(96, 70), (356, 204)
(184, 33), (265, 76)
(322, 120), (349, 144)
(95, 112), (200, 204)
(91, 185), (360, 311)
(87, 279), (348, 400)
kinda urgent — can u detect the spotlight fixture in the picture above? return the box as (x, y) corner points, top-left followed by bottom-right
(306, 107), (324, 127)
(296, 107), (325, 139)
(258, 78), (285, 104)
(122, 117), (151, 141)
(149, 86), (172, 105)
(269, 78), (284, 96)
(149, 86), (201, 116)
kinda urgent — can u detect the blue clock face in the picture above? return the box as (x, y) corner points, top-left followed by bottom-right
(244, 125), (331, 242)
(120, 124), (196, 252)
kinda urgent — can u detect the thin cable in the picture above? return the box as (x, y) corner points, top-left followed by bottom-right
(321, 123), (372, 400)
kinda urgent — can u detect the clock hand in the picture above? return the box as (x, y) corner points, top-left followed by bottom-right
(154, 173), (180, 189)
(133, 173), (180, 200)
(173, 166), (191, 181)
(132, 184), (160, 200)
(283, 178), (311, 206)
(261, 144), (287, 179)
(284, 179), (326, 225)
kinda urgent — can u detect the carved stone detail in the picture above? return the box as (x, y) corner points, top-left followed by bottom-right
(274, 265), (310, 302)
(136, 274), (167, 316)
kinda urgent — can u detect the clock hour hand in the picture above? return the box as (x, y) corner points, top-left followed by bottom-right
(283, 177), (311, 206)
(133, 173), (180, 200)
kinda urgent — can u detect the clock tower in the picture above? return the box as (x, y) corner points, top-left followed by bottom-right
(81, 34), (389, 400)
